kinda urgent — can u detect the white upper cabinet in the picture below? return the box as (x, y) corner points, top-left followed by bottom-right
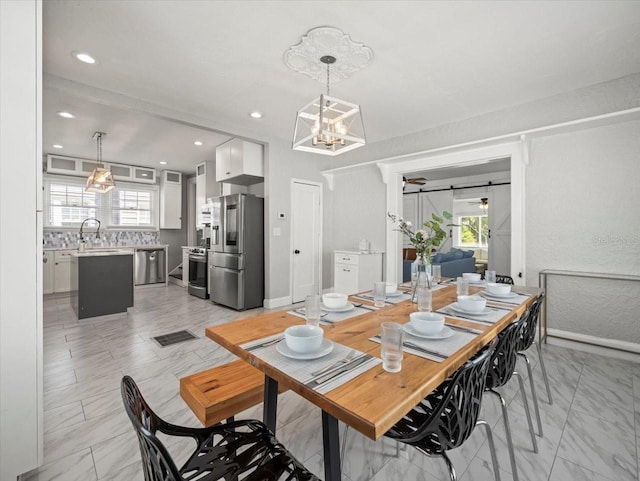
(46, 154), (96, 177)
(160, 170), (182, 229)
(107, 162), (156, 184)
(46, 155), (156, 184)
(215, 138), (263, 185)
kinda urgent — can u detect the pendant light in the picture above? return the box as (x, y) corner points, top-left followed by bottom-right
(286, 27), (371, 156)
(85, 131), (115, 193)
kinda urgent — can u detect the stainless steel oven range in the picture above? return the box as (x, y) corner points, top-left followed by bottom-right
(187, 247), (208, 299)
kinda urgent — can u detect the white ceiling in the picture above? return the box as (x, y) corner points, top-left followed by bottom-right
(43, 1), (640, 174)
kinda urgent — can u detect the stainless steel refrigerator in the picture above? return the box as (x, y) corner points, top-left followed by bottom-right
(207, 193), (264, 310)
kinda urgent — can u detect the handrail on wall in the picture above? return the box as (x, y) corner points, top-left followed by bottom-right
(538, 269), (640, 346)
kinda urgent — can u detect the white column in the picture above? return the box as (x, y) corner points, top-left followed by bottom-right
(0, 0), (43, 478)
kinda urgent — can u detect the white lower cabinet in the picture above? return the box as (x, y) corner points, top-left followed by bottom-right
(333, 251), (383, 295)
(43, 250), (54, 294)
(53, 250), (74, 293)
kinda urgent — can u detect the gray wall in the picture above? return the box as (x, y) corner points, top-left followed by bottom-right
(526, 119), (640, 344)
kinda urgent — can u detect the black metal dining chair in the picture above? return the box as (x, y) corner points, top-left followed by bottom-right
(495, 275), (515, 285)
(383, 339), (501, 481)
(485, 315), (538, 481)
(516, 293), (552, 426)
(121, 376), (319, 481)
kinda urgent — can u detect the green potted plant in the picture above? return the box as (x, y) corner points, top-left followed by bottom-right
(388, 211), (455, 297)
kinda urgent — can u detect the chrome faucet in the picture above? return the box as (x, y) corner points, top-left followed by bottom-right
(79, 218), (101, 242)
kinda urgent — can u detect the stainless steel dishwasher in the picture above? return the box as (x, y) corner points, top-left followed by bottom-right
(134, 247), (166, 285)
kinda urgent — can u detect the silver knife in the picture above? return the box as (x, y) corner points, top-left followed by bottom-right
(403, 342), (448, 359)
(245, 336), (283, 351)
(435, 309), (493, 324)
(445, 323), (481, 334)
(309, 355), (370, 386)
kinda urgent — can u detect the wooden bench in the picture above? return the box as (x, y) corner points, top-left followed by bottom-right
(180, 360), (278, 426)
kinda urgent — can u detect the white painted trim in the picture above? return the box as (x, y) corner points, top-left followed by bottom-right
(321, 106), (640, 175)
(547, 328), (640, 361)
(289, 178), (323, 302)
(264, 296), (292, 310)
(382, 141), (525, 287)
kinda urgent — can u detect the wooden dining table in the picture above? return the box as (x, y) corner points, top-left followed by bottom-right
(205, 283), (543, 481)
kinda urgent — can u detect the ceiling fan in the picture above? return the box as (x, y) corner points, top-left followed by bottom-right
(402, 176), (427, 190)
(466, 197), (489, 209)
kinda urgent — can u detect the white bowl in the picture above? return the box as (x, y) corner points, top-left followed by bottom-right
(409, 312), (445, 335)
(486, 283), (511, 296)
(462, 272), (481, 282)
(284, 325), (324, 354)
(456, 295), (487, 312)
(322, 292), (348, 309)
(384, 282), (398, 295)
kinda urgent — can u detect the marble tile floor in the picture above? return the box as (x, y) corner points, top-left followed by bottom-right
(24, 284), (640, 481)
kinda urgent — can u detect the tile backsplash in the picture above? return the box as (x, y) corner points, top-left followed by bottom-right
(43, 230), (160, 249)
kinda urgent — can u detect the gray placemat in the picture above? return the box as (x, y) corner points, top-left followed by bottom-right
(369, 324), (479, 363)
(288, 304), (379, 324)
(241, 334), (381, 395)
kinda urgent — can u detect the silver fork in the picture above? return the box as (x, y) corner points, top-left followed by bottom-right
(311, 350), (356, 376)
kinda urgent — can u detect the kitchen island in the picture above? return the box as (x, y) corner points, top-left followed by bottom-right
(70, 250), (134, 319)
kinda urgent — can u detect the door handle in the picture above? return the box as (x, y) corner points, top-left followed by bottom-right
(488, 229), (491, 239)
(294, 249), (300, 254)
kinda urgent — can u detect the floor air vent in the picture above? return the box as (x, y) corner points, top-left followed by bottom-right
(152, 330), (198, 347)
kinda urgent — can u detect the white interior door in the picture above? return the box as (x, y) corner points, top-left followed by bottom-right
(419, 190), (454, 253)
(488, 184), (511, 275)
(291, 180), (322, 303)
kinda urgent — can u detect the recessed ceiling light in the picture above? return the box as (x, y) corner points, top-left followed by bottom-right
(159, 161), (167, 165)
(52, 144), (63, 149)
(194, 141), (203, 146)
(72, 52), (96, 64)
(249, 111), (263, 119)
(141, 173), (148, 177)
(57, 111), (75, 119)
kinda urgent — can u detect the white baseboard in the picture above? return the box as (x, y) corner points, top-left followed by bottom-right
(546, 328), (640, 363)
(264, 296), (292, 309)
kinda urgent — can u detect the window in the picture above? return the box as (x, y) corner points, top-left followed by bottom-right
(109, 185), (158, 228)
(45, 177), (101, 227)
(44, 174), (159, 230)
(458, 215), (488, 248)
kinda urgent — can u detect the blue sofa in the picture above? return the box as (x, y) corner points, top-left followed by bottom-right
(402, 248), (476, 281)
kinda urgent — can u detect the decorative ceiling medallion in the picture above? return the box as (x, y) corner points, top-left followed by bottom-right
(284, 26), (373, 83)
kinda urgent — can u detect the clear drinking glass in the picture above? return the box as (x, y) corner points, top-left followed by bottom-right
(431, 264), (441, 284)
(381, 321), (403, 373)
(373, 282), (386, 308)
(456, 277), (469, 296)
(305, 295), (321, 327)
(485, 270), (496, 283)
(417, 287), (432, 312)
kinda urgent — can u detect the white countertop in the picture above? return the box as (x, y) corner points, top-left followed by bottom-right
(45, 244), (168, 251)
(72, 249), (134, 257)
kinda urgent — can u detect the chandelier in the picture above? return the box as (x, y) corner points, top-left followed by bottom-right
(287, 27), (371, 156)
(85, 131), (115, 193)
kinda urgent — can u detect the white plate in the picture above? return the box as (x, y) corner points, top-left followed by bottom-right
(468, 280), (486, 285)
(386, 291), (404, 297)
(483, 291), (518, 299)
(276, 339), (334, 360)
(321, 302), (355, 313)
(450, 303), (492, 316)
(402, 324), (454, 340)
